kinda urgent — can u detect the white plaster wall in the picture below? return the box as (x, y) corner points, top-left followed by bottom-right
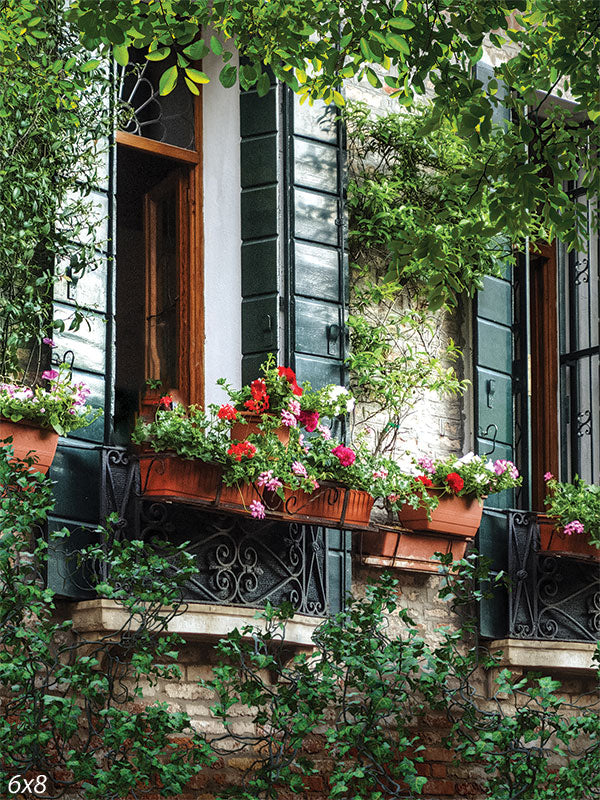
(202, 50), (242, 407)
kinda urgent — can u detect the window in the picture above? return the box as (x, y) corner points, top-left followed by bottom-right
(516, 177), (599, 509)
(114, 51), (203, 441)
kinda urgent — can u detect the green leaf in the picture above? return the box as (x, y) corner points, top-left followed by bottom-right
(387, 34), (409, 54)
(146, 48), (170, 62)
(81, 58), (101, 72)
(113, 44), (129, 67)
(210, 35), (223, 55)
(159, 65), (178, 95)
(183, 40), (210, 60)
(219, 64), (237, 88)
(185, 68), (210, 84)
(389, 17), (415, 30)
(184, 76), (200, 95)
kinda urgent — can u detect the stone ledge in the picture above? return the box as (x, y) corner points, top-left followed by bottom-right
(488, 638), (599, 676)
(63, 599), (320, 648)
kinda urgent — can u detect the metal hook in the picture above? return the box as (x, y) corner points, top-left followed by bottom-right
(479, 423), (498, 456)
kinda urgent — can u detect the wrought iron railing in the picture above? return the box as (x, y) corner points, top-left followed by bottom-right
(98, 446), (339, 617)
(507, 510), (600, 642)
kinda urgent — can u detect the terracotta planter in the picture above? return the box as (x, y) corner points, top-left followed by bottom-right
(398, 491), (484, 537)
(358, 525), (470, 574)
(0, 418), (59, 475)
(139, 454), (222, 503)
(231, 411), (290, 446)
(538, 513), (600, 560)
(283, 484), (374, 527)
(219, 481), (283, 513)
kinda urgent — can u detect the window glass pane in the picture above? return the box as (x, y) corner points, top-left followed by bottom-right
(117, 50), (195, 151)
(558, 178), (599, 483)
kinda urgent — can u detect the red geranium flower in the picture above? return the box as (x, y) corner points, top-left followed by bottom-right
(245, 396), (269, 413)
(278, 365), (303, 396)
(245, 378), (270, 413)
(158, 395), (173, 409)
(415, 474), (433, 487)
(218, 404), (238, 421)
(227, 441), (257, 462)
(446, 472), (464, 493)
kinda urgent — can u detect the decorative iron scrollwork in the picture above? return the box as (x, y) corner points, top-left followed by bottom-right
(102, 446), (332, 617)
(577, 409), (592, 438)
(508, 510), (600, 642)
(573, 257), (589, 285)
(116, 56), (195, 150)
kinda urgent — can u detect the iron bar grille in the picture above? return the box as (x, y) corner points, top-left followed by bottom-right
(558, 178), (599, 484)
(508, 510), (600, 643)
(99, 447), (337, 617)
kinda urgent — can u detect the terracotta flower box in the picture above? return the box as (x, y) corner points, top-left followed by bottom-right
(282, 484), (374, 527)
(231, 411), (290, 446)
(0, 418), (59, 475)
(397, 491), (485, 537)
(358, 525), (472, 574)
(139, 454), (222, 503)
(537, 513), (600, 561)
(139, 454), (283, 514)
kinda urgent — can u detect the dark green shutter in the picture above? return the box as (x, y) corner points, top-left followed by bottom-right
(285, 91), (348, 388)
(240, 84), (351, 613)
(48, 125), (116, 597)
(474, 63), (512, 638)
(241, 84), (348, 388)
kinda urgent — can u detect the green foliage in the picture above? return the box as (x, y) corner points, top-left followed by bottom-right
(0, 1), (110, 381)
(544, 474), (600, 545)
(0, 447), (215, 798)
(411, 452), (522, 500)
(0, 364), (101, 435)
(208, 576), (443, 799)
(347, 281), (468, 455)
(62, 0), (598, 251)
(346, 103), (524, 308)
(207, 559), (600, 799)
(132, 398), (409, 499)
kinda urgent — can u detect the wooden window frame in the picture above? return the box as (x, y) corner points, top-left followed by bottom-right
(529, 241), (560, 510)
(116, 93), (204, 407)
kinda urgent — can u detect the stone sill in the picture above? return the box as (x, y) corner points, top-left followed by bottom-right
(63, 599), (320, 648)
(488, 638), (599, 676)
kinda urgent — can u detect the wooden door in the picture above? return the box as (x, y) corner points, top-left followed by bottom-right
(144, 170), (187, 397)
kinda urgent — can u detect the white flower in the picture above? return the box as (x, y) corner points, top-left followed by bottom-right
(327, 385), (348, 401)
(346, 397), (355, 413)
(474, 473), (489, 484)
(485, 460), (494, 471)
(455, 451), (480, 465)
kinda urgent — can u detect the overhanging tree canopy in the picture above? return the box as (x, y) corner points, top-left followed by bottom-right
(5, 1), (600, 265)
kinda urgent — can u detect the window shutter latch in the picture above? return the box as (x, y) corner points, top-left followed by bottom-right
(486, 378), (496, 409)
(327, 323), (348, 355)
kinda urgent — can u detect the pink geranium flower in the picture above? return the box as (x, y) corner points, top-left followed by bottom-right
(563, 520), (584, 536)
(41, 369), (59, 381)
(280, 409), (298, 427)
(332, 445), (356, 466)
(543, 472), (554, 482)
(299, 410), (319, 432)
(318, 424), (332, 440)
(250, 500), (266, 519)
(292, 461), (308, 478)
(417, 456), (435, 474)
(288, 399), (301, 417)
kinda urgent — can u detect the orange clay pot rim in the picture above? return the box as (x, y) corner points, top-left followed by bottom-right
(0, 416), (56, 433)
